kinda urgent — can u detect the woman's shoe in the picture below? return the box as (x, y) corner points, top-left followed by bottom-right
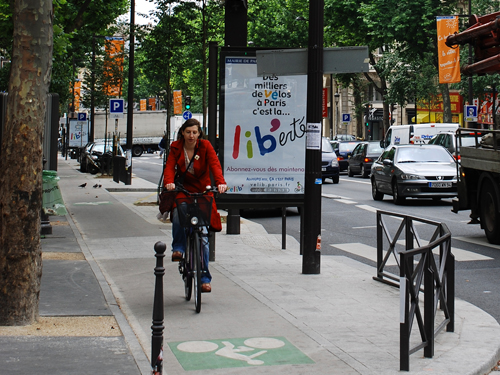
(201, 283), (211, 293)
(171, 251), (183, 262)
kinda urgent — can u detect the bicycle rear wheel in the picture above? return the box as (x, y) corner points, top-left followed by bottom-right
(183, 237), (192, 301)
(193, 231), (202, 313)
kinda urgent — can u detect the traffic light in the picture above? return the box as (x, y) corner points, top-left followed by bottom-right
(365, 103), (371, 126)
(185, 96), (191, 110)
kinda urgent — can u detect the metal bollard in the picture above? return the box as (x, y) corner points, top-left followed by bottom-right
(151, 241), (166, 374)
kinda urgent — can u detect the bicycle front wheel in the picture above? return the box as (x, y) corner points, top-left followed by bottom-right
(193, 231), (202, 313)
(183, 236), (192, 301)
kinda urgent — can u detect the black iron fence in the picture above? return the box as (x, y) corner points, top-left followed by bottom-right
(373, 210), (455, 371)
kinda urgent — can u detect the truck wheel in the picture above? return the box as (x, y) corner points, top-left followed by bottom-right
(132, 145), (143, 157)
(479, 179), (500, 245)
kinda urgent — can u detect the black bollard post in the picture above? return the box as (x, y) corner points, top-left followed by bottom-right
(152, 241), (166, 374)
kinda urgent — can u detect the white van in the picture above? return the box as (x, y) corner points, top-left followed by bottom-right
(380, 123), (459, 148)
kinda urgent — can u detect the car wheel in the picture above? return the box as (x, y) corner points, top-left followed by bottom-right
(361, 164), (369, 178)
(89, 164), (99, 175)
(347, 165), (354, 177)
(371, 178), (383, 201)
(332, 176), (339, 184)
(392, 180), (405, 205)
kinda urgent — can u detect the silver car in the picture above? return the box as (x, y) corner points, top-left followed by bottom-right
(370, 144), (458, 204)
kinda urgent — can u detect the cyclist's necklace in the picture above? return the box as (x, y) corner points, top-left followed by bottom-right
(184, 148), (195, 175)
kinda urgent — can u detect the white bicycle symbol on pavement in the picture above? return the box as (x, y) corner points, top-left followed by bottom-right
(177, 337), (285, 366)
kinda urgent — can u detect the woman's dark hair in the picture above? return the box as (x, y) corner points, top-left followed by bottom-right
(177, 118), (203, 140)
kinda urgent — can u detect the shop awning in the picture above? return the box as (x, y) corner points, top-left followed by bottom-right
(412, 113), (429, 123)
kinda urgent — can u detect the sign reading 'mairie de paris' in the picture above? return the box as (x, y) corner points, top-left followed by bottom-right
(223, 56), (307, 196)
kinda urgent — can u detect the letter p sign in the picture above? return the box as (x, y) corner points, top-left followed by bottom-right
(110, 99), (124, 119)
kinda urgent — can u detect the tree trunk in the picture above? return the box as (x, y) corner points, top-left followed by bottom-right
(440, 83), (452, 123)
(0, 0), (53, 326)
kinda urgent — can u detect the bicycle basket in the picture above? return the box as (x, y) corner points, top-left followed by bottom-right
(175, 195), (213, 227)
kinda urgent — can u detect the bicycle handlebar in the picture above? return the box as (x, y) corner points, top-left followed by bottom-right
(163, 183), (221, 197)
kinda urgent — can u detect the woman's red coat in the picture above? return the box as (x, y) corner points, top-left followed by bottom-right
(163, 138), (226, 231)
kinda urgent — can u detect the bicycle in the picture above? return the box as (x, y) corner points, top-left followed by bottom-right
(169, 184), (219, 313)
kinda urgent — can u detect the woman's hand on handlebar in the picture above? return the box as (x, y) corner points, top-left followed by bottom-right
(218, 184), (227, 194)
(165, 183), (176, 191)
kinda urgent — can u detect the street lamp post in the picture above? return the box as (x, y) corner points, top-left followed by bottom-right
(334, 92), (340, 137)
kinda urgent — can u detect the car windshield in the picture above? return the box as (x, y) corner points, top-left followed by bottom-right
(92, 143), (120, 154)
(339, 142), (358, 153)
(367, 143), (383, 154)
(396, 147), (453, 163)
(322, 138), (334, 153)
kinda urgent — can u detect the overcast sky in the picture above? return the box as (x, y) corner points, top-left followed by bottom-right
(119, 0), (157, 25)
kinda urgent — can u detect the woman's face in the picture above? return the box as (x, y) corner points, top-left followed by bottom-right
(182, 125), (200, 146)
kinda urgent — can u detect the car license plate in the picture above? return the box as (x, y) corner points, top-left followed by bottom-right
(322, 167), (326, 171)
(429, 182), (451, 188)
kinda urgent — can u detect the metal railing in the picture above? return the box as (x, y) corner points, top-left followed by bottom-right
(373, 210), (455, 371)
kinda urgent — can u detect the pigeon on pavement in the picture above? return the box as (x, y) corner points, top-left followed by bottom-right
(79, 183), (87, 188)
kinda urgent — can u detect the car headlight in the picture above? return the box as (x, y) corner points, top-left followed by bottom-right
(331, 159), (339, 167)
(400, 173), (422, 180)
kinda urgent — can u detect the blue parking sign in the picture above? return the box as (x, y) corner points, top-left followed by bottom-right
(77, 113), (87, 121)
(342, 114), (351, 122)
(110, 99), (124, 119)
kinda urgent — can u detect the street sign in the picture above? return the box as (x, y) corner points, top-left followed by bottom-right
(256, 47), (370, 76)
(77, 112), (87, 121)
(342, 114), (351, 123)
(464, 105), (478, 122)
(110, 98), (124, 119)
(183, 110), (192, 120)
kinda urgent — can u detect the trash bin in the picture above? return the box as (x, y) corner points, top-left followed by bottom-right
(42, 170), (68, 216)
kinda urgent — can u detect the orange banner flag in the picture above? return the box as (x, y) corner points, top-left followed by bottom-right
(173, 90), (182, 115)
(437, 16), (460, 84)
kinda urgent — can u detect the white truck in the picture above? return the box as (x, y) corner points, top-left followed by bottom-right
(93, 110), (167, 157)
(380, 123), (459, 148)
(93, 111), (205, 156)
(451, 128), (500, 245)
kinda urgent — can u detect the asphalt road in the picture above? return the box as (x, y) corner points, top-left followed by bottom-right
(132, 154), (500, 324)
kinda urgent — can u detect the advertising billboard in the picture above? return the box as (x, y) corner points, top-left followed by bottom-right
(219, 49), (307, 207)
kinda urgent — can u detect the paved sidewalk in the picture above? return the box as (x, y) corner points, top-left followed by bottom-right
(1, 155), (499, 375)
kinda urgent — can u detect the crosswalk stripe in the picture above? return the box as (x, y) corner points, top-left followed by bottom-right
(330, 241), (492, 263)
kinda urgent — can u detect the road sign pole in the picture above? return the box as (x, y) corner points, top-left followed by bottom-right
(302, 0), (323, 275)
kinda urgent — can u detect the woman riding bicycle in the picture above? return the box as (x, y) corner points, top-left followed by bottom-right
(164, 119), (227, 293)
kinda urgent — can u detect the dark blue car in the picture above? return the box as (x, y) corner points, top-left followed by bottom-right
(337, 141), (361, 171)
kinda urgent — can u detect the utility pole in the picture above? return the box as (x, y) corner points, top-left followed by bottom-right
(302, 0), (324, 274)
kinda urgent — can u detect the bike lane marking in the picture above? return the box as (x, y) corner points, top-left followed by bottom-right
(168, 336), (314, 371)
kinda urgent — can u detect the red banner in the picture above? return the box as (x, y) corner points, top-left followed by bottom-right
(322, 88), (328, 118)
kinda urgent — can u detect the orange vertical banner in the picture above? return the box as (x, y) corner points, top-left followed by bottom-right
(103, 37), (124, 97)
(140, 99), (147, 111)
(437, 16), (460, 84)
(173, 90), (182, 114)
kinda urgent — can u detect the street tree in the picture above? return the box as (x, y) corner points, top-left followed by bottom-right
(0, 0), (53, 325)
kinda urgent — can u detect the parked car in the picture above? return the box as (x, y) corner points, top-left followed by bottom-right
(370, 144), (458, 204)
(79, 142), (95, 173)
(322, 137), (340, 183)
(334, 134), (356, 141)
(82, 141), (125, 175)
(428, 130), (479, 160)
(347, 141), (384, 178)
(337, 141), (362, 171)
